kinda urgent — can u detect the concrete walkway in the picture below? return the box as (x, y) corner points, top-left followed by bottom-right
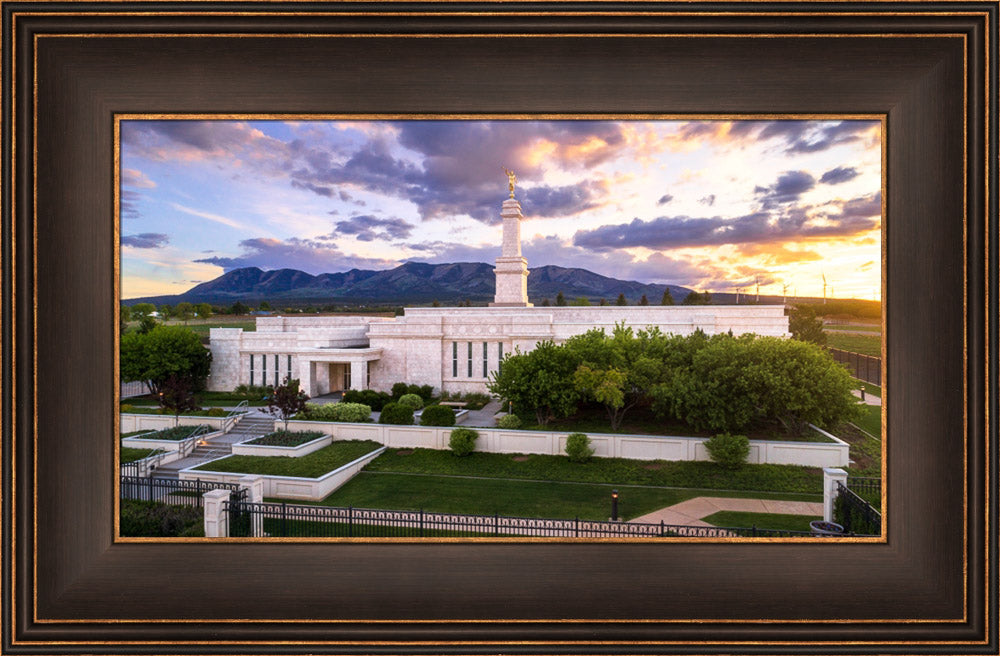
(629, 496), (824, 528)
(463, 399), (503, 427)
(851, 389), (882, 406)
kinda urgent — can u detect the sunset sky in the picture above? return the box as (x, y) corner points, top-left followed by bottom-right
(120, 119), (882, 301)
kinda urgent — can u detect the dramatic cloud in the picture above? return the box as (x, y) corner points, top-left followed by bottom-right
(122, 233), (169, 249)
(572, 191), (880, 252)
(754, 170), (816, 208)
(658, 194), (674, 205)
(120, 168), (157, 220)
(332, 215), (413, 242)
(820, 166), (860, 185)
(666, 120), (872, 156)
(194, 237), (397, 274)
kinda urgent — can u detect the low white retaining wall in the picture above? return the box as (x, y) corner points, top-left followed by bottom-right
(179, 446), (386, 501)
(231, 434), (332, 457)
(121, 429), (223, 452)
(120, 413), (226, 433)
(284, 420), (850, 468)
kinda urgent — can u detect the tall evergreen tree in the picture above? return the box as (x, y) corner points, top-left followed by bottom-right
(661, 289), (674, 305)
(615, 293), (628, 306)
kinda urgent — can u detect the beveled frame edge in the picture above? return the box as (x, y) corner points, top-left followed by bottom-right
(4, 2), (996, 644)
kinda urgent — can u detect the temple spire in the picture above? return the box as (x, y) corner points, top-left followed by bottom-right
(490, 171), (532, 307)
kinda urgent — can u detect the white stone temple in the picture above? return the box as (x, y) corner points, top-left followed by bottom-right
(207, 186), (790, 397)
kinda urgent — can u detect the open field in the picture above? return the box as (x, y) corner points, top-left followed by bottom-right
(826, 333), (882, 357)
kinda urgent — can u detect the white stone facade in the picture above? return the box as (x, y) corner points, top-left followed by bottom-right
(208, 305), (790, 396)
(206, 192), (790, 396)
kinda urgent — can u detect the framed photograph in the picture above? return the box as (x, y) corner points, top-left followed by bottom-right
(2, 2), (995, 653)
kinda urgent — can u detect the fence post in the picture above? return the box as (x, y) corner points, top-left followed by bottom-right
(575, 517), (579, 538)
(823, 467), (849, 522)
(240, 475), (264, 537)
(420, 509), (424, 538)
(147, 476), (153, 502)
(281, 502), (287, 537)
(203, 489), (231, 538)
(349, 506), (354, 538)
(494, 512), (499, 537)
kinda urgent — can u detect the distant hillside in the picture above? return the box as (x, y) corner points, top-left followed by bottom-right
(124, 262), (694, 307)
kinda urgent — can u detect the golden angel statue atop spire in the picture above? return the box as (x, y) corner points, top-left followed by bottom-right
(503, 167), (517, 199)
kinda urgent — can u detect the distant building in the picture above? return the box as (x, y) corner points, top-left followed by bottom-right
(207, 193), (789, 396)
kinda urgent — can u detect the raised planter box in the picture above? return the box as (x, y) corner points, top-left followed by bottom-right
(121, 429), (223, 452)
(283, 420), (850, 468)
(120, 413), (226, 434)
(231, 433), (332, 458)
(179, 446), (386, 501)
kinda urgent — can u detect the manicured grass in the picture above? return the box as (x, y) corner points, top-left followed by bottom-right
(121, 430), (153, 438)
(521, 405), (834, 443)
(246, 430), (325, 447)
(853, 404), (882, 440)
(365, 448), (824, 494)
(826, 333), (882, 357)
(194, 440), (382, 477)
(302, 472), (821, 521)
(702, 510), (820, 533)
(824, 323), (881, 333)
(315, 473), (691, 520)
(120, 446), (164, 463)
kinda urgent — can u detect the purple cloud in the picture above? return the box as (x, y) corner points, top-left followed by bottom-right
(820, 166), (860, 185)
(194, 237), (397, 274)
(122, 233), (169, 249)
(333, 215), (413, 242)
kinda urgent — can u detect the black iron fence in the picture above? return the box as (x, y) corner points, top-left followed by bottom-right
(120, 475), (245, 508)
(834, 480), (882, 535)
(827, 348), (881, 387)
(847, 476), (882, 510)
(224, 501), (822, 539)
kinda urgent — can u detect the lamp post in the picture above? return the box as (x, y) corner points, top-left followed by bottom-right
(611, 489), (619, 522)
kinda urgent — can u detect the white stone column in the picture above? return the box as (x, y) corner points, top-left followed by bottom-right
(203, 489), (232, 538)
(299, 360), (314, 397)
(823, 467), (849, 522)
(240, 475), (265, 537)
(491, 198), (533, 307)
(350, 360), (366, 390)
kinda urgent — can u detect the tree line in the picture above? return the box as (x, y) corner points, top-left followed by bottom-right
(487, 325), (862, 436)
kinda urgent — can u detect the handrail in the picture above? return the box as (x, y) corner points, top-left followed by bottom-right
(222, 400), (249, 433)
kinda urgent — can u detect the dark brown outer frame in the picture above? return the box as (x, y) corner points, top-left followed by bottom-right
(2, 4), (996, 654)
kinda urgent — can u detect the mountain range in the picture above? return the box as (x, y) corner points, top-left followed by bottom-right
(124, 262), (695, 307)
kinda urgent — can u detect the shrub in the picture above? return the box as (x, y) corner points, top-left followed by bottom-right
(496, 414), (522, 429)
(463, 392), (491, 410)
(420, 404), (456, 427)
(120, 404), (135, 413)
(449, 428), (479, 456)
(304, 402), (372, 423)
(343, 389), (391, 411)
(205, 407), (227, 417)
(390, 382), (410, 399)
(416, 384), (434, 400)
(398, 393), (424, 411)
(704, 433), (750, 469)
(119, 499), (204, 537)
(379, 402), (414, 425)
(233, 384), (273, 401)
(565, 432), (594, 463)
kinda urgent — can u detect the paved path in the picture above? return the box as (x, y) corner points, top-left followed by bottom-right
(463, 399), (503, 427)
(629, 496), (824, 528)
(851, 389), (882, 406)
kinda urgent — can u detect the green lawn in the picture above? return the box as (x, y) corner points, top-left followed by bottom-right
(194, 440), (382, 477)
(824, 323), (881, 333)
(853, 404), (882, 440)
(293, 472), (820, 521)
(365, 448), (824, 495)
(701, 510), (820, 533)
(826, 333), (882, 357)
(120, 446), (164, 463)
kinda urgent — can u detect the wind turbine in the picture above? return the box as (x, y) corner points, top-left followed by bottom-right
(781, 282), (789, 305)
(822, 272), (828, 305)
(755, 275), (760, 303)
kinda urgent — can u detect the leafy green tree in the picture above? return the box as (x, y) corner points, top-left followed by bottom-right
(599, 298), (608, 306)
(571, 297), (591, 306)
(137, 315), (158, 334)
(487, 341), (580, 426)
(566, 325), (668, 431)
(639, 294), (649, 306)
(229, 301), (249, 315)
(195, 303), (213, 319)
(615, 293), (627, 306)
(788, 304), (827, 346)
(555, 291), (567, 306)
(266, 376), (309, 431)
(131, 303), (156, 320)
(159, 373), (199, 426)
(259, 301), (272, 311)
(661, 289), (674, 305)
(120, 324), (212, 395)
(175, 302), (195, 322)
(120, 305), (132, 335)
